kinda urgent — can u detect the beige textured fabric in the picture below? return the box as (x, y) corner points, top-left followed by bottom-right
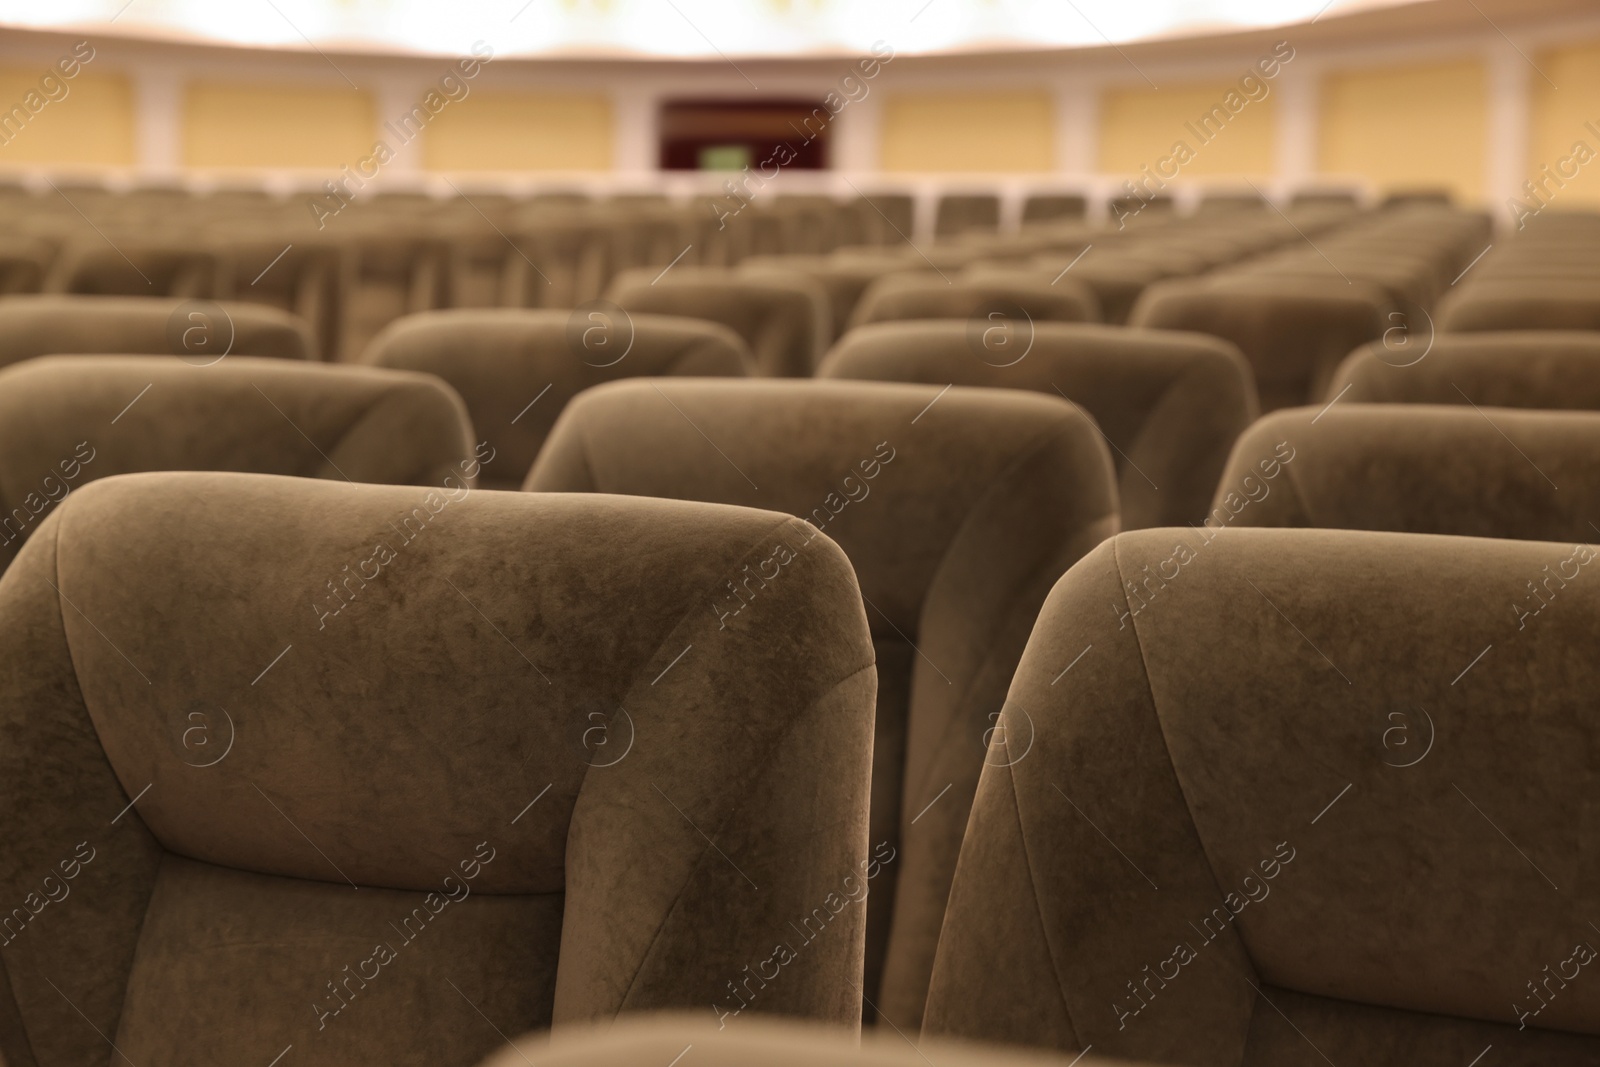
(606, 268), (830, 377)
(44, 241), (219, 298)
(1327, 332), (1600, 410)
(820, 321), (1257, 530)
(848, 273), (1100, 332)
(1215, 404), (1600, 540)
(525, 379), (1119, 1031)
(927, 527), (1600, 1065)
(0, 473), (876, 1066)
(0, 355), (476, 570)
(480, 1013), (1162, 1067)
(0, 294), (315, 364)
(1439, 280), (1600, 332)
(1130, 277), (1389, 412)
(360, 309), (751, 489)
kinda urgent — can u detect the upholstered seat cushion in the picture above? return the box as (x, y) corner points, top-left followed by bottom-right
(0, 293), (315, 363)
(848, 272), (1100, 331)
(820, 321), (1256, 530)
(0, 473), (875, 1065)
(927, 527), (1600, 1064)
(1327, 332), (1600, 409)
(1214, 404), (1600, 540)
(0, 355), (477, 569)
(1439, 279), (1600, 332)
(481, 1013), (1164, 1067)
(525, 378), (1118, 1030)
(1130, 277), (1389, 412)
(606, 268), (830, 378)
(361, 309), (750, 489)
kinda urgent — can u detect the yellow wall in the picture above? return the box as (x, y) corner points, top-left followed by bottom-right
(0, 67), (135, 167)
(422, 91), (613, 171)
(1319, 59), (1487, 202)
(184, 83), (376, 168)
(879, 91), (1054, 172)
(1099, 80), (1278, 178)
(1525, 40), (1600, 210)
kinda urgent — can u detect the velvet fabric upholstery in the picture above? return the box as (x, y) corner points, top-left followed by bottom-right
(334, 231), (448, 364)
(1129, 278), (1390, 412)
(480, 1013), (1160, 1067)
(0, 294), (315, 364)
(926, 527), (1600, 1065)
(359, 309), (751, 490)
(1023, 258), (1171, 325)
(0, 473), (876, 1066)
(848, 272), (1100, 331)
(1215, 404), (1600, 540)
(524, 379), (1119, 1030)
(1327, 332), (1600, 410)
(605, 268), (830, 378)
(1439, 280), (1600, 332)
(217, 239), (342, 363)
(44, 242), (218, 299)
(0, 355), (475, 571)
(1023, 195), (1089, 224)
(819, 321), (1258, 530)
(740, 256), (902, 342)
(935, 195), (1001, 237)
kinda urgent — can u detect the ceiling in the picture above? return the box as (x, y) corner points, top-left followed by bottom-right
(0, 0), (1434, 60)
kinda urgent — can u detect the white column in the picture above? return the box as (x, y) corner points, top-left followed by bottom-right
(612, 86), (658, 179)
(1054, 80), (1097, 176)
(831, 91), (881, 179)
(1486, 40), (1532, 227)
(1273, 63), (1318, 198)
(373, 75), (427, 179)
(133, 67), (182, 177)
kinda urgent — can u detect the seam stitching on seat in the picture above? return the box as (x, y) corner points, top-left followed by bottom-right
(613, 659), (878, 1016)
(907, 416), (1112, 803)
(599, 513), (873, 1011)
(1121, 357), (1209, 524)
(1000, 741), (1083, 1049)
(1113, 534), (1266, 1039)
(1278, 434), (1315, 529)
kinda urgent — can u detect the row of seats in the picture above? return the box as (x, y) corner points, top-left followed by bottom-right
(0, 191), (1594, 1065)
(5, 373), (1597, 1063)
(0, 285), (1593, 540)
(1438, 211), (1600, 333)
(0, 178), (1400, 366)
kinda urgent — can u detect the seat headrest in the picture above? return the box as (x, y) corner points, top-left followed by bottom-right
(0, 294), (316, 362)
(360, 309), (750, 486)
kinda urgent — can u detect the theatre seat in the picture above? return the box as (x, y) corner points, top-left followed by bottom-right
(0, 294), (315, 365)
(0, 356), (476, 568)
(216, 238), (342, 363)
(606, 267), (830, 377)
(820, 321), (1256, 529)
(479, 1013), (1159, 1067)
(0, 473), (875, 1065)
(1022, 194), (1088, 224)
(1328, 332), (1600, 410)
(739, 255), (902, 341)
(525, 379), (1118, 1029)
(361, 309), (750, 489)
(1214, 404), (1600, 540)
(935, 194), (1001, 237)
(848, 272), (1100, 331)
(1438, 280), (1600, 332)
(1023, 256), (1171, 325)
(0, 236), (51, 294)
(1129, 278), (1389, 411)
(45, 241), (219, 298)
(927, 527), (1600, 1064)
